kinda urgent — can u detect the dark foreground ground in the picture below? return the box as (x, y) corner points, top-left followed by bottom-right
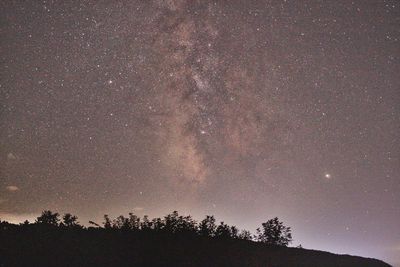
(0, 225), (391, 267)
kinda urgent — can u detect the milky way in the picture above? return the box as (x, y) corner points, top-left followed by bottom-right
(1, 1), (399, 265)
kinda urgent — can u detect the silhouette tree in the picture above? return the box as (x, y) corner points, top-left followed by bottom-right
(103, 214), (112, 229)
(215, 222), (232, 238)
(140, 215), (153, 231)
(198, 215), (217, 237)
(62, 213), (81, 228)
(238, 230), (252, 241)
(113, 215), (131, 230)
(36, 210), (60, 226)
(176, 215), (197, 233)
(230, 225), (239, 239)
(151, 217), (164, 231)
(256, 217), (292, 246)
(128, 213), (141, 231)
(164, 211), (180, 233)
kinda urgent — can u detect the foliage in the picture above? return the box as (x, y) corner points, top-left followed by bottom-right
(62, 213), (81, 228)
(215, 221), (232, 238)
(256, 217), (292, 246)
(23, 210), (293, 246)
(36, 210), (60, 226)
(238, 230), (253, 241)
(103, 215), (112, 229)
(0, 212), (389, 267)
(198, 215), (217, 237)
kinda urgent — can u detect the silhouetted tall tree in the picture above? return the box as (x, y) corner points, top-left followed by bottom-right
(151, 217), (164, 231)
(230, 226), (239, 238)
(176, 215), (197, 233)
(36, 210), (60, 226)
(215, 222), (232, 238)
(103, 215), (112, 229)
(198, 215), (216, 237)
(62, 213), (80, 228)
(140, 215), (152, 231)
(238, 230), (252, 241)
(128, 213), (141, 230)
(113, 215), (131, 230)
(164, 211), (180, 233)
(256, 217), (292, 246)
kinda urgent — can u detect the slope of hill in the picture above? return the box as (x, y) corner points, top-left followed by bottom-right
(0, 224), (391, 267)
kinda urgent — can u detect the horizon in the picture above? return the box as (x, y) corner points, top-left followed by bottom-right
(0, 208), (397, 266)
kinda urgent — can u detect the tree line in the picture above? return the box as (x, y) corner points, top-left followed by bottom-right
(1, 210), (293, 246)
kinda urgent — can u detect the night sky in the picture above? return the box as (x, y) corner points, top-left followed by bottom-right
(1, 0), (399, 265)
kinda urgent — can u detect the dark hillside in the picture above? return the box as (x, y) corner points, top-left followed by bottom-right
(0, 224), (391, 267)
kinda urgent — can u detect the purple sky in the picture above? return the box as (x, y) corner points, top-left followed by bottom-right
(1, 1), (399, 265)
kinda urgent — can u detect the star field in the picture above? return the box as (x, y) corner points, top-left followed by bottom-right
(1, 1), (399, 265)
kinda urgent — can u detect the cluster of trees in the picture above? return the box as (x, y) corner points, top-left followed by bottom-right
(100, 212), (255, 241)
(2, 210), (293, 246)
(34, 210), (81, 229)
